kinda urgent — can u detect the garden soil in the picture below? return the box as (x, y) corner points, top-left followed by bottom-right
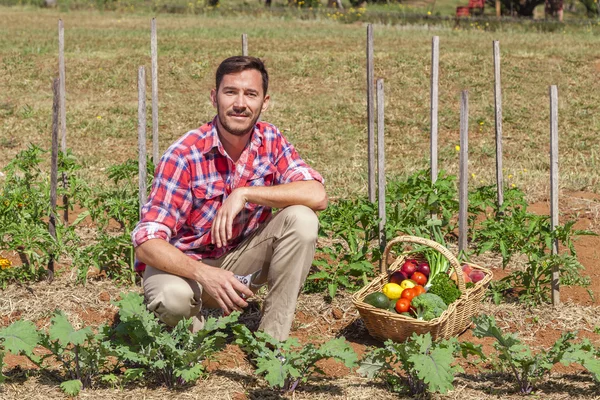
(1, 192), (600, 399)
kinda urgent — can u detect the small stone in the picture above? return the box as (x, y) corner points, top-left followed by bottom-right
(98, 291), (110, 302)
(332, 308), (343, 320)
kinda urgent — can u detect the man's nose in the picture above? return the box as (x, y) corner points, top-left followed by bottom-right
(233, 93), (247, 108)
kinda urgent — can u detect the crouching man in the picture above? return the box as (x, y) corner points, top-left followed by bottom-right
(131, 56), (327, 341)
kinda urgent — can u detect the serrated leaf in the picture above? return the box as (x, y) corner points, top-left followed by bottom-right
(49, 311), (92, 346)
(328, 282), (338, 299)
(176, 363), (205, 383)
(307, 271), (330, 280)
(357, 354), (385, 378)
(256, 357), (288, 388)
(318, 337), (358, 368)
(0, 320), (40, 356)
(60, 379), (82, 396)
(408, 346), (456, 394)
(124, 368), (145, 382)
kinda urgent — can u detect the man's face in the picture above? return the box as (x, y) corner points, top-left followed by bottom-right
(211, 69), (269, 137)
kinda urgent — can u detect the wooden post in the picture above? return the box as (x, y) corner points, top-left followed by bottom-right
(496, 0), (501, 17)
(58, 19), (68, 224)
(151, 18), (159, 166)
(377, 79), (386, 268)
(138, 66), (147, 217)
(367, 24), (375, 203)
(49, 77), (60, 281)
(242, 33), (248, 56)
(458, 90), (469, 254)
(493, 40), (504, 209)
(550, 85), (560, 306)
(430, 36), (439, 184)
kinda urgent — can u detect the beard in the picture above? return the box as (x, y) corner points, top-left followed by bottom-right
(216, 101), (262, 137)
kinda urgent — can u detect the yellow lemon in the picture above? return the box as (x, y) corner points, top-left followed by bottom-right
(382, 283), (404, 300)
(400, 279), (417, 289)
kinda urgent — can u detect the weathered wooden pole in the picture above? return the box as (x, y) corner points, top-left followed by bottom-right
(458, 90), (469, 254)
(377, 78), (386, 267)
(430, 36), (439, 184)
(493, 40), (504, 209)
(151, 18), (159, 165)
(138, 66), (147, 217)
(58, 19), (68, 224)
(367, 24), (375, 203)
(242, 33), (248, 56)
(550, 85), (560, 306)
(49, 77), (60, 281)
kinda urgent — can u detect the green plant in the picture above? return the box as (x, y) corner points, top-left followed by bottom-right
(110, 292), (237, 388)
(234, 324), (358, 392)
(308, 196), (379, 299)
(358, 332), (461, 395)
(0, 312), (112, 396)
(385, 169), (459, 238)
(470, 314), (577, 394)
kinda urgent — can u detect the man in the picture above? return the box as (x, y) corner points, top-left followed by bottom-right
(131, 56), (327, 341)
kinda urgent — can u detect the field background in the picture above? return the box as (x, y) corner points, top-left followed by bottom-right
(1, 5), (600, 399)
(1, 7), (599, 201)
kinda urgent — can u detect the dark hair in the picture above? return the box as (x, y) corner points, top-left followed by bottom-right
(215, 56), (269, 96)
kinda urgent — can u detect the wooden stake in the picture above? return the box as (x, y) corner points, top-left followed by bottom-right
(550, 85), (560, 306)
(430, 36), (439, 184)
(242, 33), (248, 56)
(493, 40), (504, 209)
(49, 77), (60, 281)
(58, 19), (69, 224)
(367, 24), (375, 203)
(458, 90), (469, 254)
(138, 66), (147, 218)
(377, 78), (386, 270)
(151, 18), (159, 166)
(58, 20), (66, 153)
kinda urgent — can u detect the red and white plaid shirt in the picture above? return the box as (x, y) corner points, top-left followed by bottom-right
(131, 118), (324, 273)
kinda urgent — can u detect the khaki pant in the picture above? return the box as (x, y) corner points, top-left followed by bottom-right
(143, 205), (318, 341)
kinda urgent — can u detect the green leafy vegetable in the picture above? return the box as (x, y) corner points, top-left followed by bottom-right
(358, 332), (462, 395)
(410, 293), (447, 321)
(427, 273), (461, 306)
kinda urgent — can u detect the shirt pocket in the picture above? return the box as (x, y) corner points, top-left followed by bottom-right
(188, 178), (226, 229)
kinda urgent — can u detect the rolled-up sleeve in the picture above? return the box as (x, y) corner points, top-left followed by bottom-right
(275, 138), (324, 185)
(131, 149), (193, 248)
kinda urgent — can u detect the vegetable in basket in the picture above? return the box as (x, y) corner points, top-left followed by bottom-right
(409, 293), (447, 321)
(427, 274), (461, 306)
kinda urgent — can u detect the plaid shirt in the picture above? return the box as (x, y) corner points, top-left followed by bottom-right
(131, 118), (324, 273)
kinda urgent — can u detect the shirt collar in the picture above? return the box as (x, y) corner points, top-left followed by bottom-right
(201, 116), (263, 155)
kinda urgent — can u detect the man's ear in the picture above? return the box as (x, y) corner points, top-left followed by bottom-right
(210, 88), (217, 108)
(261, 94), (270, 112)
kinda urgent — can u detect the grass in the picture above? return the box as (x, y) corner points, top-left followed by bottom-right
(0, 7), (599, 202)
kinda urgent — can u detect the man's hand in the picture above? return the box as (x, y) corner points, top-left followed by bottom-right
(196, 264), (254, 314)
(211, 188), (247, 248)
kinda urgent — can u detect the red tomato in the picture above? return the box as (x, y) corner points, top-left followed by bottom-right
(395, 298), (411, 313)
(411, 272), (427, 286)
(401, 288), (416, 301)
(413, 285), (426, 296)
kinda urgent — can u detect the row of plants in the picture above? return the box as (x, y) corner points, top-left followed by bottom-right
(0, 292), (599, 396)
(0, 144), (152, 288)
(0, 145), (593, 308)
(307, 168), (594, 306)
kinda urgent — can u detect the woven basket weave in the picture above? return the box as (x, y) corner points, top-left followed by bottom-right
(352, 235), (493, 342)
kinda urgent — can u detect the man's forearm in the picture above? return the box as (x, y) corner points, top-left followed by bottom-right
(135, 238), (206, 282)
(238, 180), (327, 211)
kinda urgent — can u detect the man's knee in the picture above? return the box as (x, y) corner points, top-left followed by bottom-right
(145, 282), (199, 326)
(281, 205), (319, 244)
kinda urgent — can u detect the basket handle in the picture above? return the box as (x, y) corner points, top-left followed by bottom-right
(381, 235), (466, 292)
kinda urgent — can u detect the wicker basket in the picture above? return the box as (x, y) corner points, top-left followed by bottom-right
(351, 235), (493, 342)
